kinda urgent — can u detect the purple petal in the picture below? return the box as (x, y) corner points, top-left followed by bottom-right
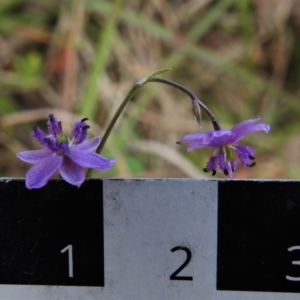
(59, 157), (85, 187)
(177, 132), (207, 144)
(68, 150), (116, 170)
(17, 149), (52, 164)
(230, 123), (270, 144)
(186, 142), (206, 151)
(25, 153), (63, 189)
(230, 116), (260, 135)
(203, 130), (232, 147)
(73, 137), (101, 151)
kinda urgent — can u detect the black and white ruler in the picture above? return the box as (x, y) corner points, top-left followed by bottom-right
(0, 178), (299, 299)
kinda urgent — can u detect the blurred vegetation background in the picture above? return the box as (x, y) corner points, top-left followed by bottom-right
(1, 0), (299, 179)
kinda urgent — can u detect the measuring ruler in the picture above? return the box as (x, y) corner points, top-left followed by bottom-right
(0, 178), (299, 299)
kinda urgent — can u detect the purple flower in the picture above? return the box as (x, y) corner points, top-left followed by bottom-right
(177, 116), (270, 178)
(17, 114), (115, 189)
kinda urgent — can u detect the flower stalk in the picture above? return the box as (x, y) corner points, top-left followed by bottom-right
(87, 73), (221, 178)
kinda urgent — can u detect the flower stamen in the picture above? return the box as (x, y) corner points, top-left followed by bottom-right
(47, 114), (62, 137)
(82, 125), (90, 130)
(44, 137), (57, 152)
(32, 126), (46, 145)
(247, 162), (256, 167)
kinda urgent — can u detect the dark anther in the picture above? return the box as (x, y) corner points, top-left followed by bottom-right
(231, 167), (235, 172)
(224, 169), (229, 176)
(48, 114), (54, 121)
(32, 125), (38, 131)
(82, 125), (90, 130)
(203, 168), (217, 176)
(249, 155), (255, 160)
(247, 162), (256, 167)
(44, 137), (49, 143)
(81, 117), (89, 123)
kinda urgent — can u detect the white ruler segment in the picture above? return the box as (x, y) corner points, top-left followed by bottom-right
(0, 178), (298, 299)
(103, 178), (217, 300)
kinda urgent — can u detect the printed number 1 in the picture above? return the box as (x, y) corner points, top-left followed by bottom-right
(61, 245), (73, 278)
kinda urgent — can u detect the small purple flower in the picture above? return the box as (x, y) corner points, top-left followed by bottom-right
(177, 116), (270, 178)
(17, 114), (116, 189)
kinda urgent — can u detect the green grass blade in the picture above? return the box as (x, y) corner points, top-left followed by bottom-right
(80, 0), (122, 119)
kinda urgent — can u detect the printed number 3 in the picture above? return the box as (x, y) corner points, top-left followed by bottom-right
(170, 246), (193, 281)
(286, 245), (300, 281)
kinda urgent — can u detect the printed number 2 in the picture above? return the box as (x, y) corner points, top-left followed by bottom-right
(170, 246), (193, 281)
(61, 245), (73, 278)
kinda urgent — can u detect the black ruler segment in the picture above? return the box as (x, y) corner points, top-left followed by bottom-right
(217, 181), (300, 293)
(0, 179), (104, 286)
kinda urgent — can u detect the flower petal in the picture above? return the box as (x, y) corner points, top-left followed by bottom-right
(17, 149), (53, 164)
(230, 116), (260, 135)
(25, 153), (63, 189)
(59, 157), (85, 187)
(72, 136), (101, 151)
(230, 123), (270, 143)
(186, 142), (206, 151)
(177, 132), (207, 144)
(178, 132), (210, 151)
(203, 130), (232, 147)
(68, 150), (116, 170)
